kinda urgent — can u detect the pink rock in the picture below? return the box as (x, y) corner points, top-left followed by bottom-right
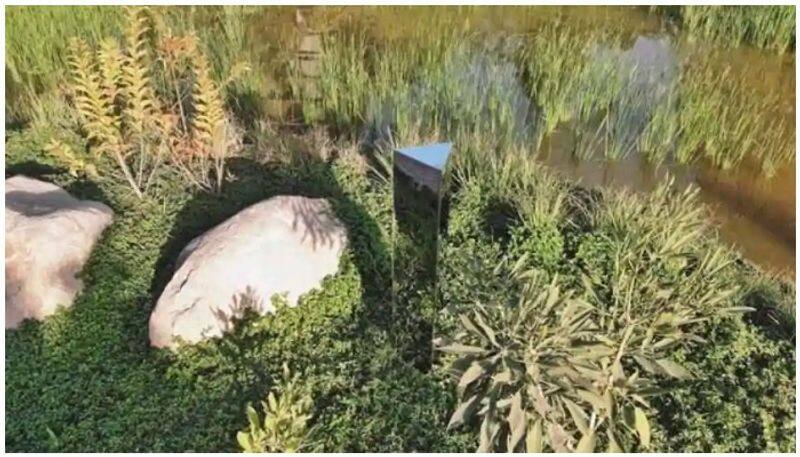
(5, 176), (113, 328)
(149, 196), (347, 349)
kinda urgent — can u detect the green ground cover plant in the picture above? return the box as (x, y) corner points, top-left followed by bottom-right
(5, 125), (471, 452)
(7, 119), (794, 452)
(4, 4), (796, 453)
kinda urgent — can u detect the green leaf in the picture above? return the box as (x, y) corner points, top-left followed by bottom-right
(576, 431), (596, 452)
(508, 391), (527, 451)
(526, 419), (543, 453)
(633, 355), (660, 375)
(606, 430), (623, 452)
(577, 389), (608, 412)
(654, 311), (678, 327)
(655, 288), (673, 300)
(571, 344), (616, 360)
(459, 361), (489, 389)
(544, 284), (561, 315)
(45, 426), (59, 450)
(652, 337), (678, 350)
(563, 397), (589, 435)
(478, 403), (498, 452)
(719, 306), (755, 314)
(473, 311), (499, 347)
(246, 404), (260, 429)
(492, 369), (513, 386)
(634, 407), (651, 448)
(447, 394), (480, 429)
(236, 431), (253, 452)
(547, 423), (570, 452)
(656, 358), (693, 380)
(267, 392), (278, 412)
(459, 314), (485, 341)
(622, 405), (636, 430)
(611, 360), (625, 382)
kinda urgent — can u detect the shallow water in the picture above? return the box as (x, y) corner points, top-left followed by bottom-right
(540, 130), (796, 276)
(538, 33), (796, 276)
(253, 6), (795, 277)
(191, 6), (800, 277)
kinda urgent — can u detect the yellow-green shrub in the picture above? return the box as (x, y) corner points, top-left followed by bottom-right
(63, 6), (246, 196)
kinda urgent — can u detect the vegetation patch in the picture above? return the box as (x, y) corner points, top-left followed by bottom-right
(436, 167), (795, 452)
(4, 5), (796, 453)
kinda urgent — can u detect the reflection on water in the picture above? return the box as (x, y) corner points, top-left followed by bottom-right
(541, 131), (796, 276)
(250, 6), (795, 277)
(540, 32), (795, 276)
(697, 162), (795, 273)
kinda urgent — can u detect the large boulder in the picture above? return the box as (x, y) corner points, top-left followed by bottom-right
(5, 176), (113, 328)
(149, 195), (347, 349)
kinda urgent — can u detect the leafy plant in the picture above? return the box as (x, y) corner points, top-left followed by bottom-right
(652, 313), (796, 452)
(4, 117), (795, 452)
(62, 6), (245, 196)
(237, 364), (314, 453)
(439, 239), (750, 453)
(45, 139), (99, 178)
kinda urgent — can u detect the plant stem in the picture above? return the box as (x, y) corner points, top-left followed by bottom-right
(112, 148), (143, 198)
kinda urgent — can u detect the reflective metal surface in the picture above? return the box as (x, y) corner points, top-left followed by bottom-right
(392, 143), (453, 367)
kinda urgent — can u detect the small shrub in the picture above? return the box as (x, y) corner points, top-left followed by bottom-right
(507, 222), (564, 273)
(237, 364), (313, 453)
(573, 232), (616, 282)
(435, 172), (790, 452)
(438, 256), (749, 452)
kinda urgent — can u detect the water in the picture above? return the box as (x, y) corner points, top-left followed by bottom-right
(241, 7), (798, 277)
(535, 33), (796, 276)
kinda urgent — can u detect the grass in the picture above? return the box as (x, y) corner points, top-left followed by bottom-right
(7, 5), (794, 176)
(666, 5), (796, 54)
(5, 6), (124, 126)
(296, 13), (794, 175)
(670, 58), (794, 176)
(301, 25), (540, 155)
(5, 5), (271, 127)
(4, 5), (797, 453)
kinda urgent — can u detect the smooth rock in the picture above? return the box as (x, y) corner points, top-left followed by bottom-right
(149, 195), (347, 349)
(5, 176), (113, 328)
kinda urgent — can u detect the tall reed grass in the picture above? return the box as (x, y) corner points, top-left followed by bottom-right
(678, 5), (795, 54)
(644, 60), (795, 176)
(299, 26), (542, 161)
(5, 6), (124, 125)
(295, 19), (794, 177)
(5, 5), (268, 126)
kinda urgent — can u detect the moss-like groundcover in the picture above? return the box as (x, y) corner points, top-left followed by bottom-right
(5, 124), (795, 452)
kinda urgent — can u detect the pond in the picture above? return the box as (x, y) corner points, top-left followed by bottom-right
(233, 6), (798, 277)
(538, 33), (796, 276)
